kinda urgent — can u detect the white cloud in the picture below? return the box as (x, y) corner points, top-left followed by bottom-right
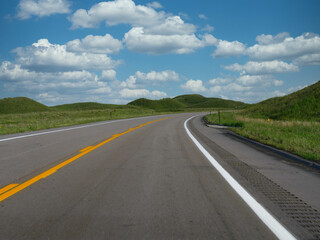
(121, 70), (180, 88)
(224, 60), (299, 75)
(255, 32), (290, 45)
(224, 83), (252, 92)
(212, 40), (246, 58)
(69, 0), (218, 55)
(119, 88), (167, 99)
(147, 1), (163, 9)
(120, 75), (137, 88)
(69, 0), (165, 29)
(209, 85), (222, 94)
(236, 74), (283, 87)
(247, 32), (320, 61)
(292, 53), (320, 66)
(14, 39), (120, 72)
(66, 34), (123, 54)
(124, 27), (217, 54)
(201, 24), (214, 32)
(144, 16), (196, 35)
(101, 69), (117, 81)
(198, 14), (208, 20)
(17, 0), (71, 19)
(135, 70), (180, 82)
(0, 61), (112, 98)
(209, 77), (232, 85)
(181, 79), (206, 92)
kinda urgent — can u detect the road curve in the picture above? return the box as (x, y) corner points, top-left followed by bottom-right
(0, 113), (319, 239)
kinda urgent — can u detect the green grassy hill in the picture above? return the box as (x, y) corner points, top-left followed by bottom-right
(173, 94), (207, 107)
(190, 98), (248, 109)
(128, 98), (186, 111)
(128, 94), (248, 111)
(0, 97), (50, 114)
(243, 80), (320, 121)
(51, 102), (135, 111)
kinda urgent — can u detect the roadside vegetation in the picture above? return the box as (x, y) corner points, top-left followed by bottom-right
(0, 94), (246, 135)
(206, 112), (320, 162)
(205, 81), (320, 162)
(1, 81), (319, 162)
(0, 108), (156, 135)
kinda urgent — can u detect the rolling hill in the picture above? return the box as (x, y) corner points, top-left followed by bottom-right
(0, 97), (50, 114)
(128, 98), (185, 111)
(243, 80), (320, 121)
(129, 94), (248, 111)
(51, 102), (136, 111)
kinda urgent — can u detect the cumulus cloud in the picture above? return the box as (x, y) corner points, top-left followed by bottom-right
(201, 24), (214, 32)
(14, 39), (120, 72)
(101, 69), (117, 81)
(120, 75), (138, 88)
(69, 0), (165, 29)
(236, 74), (283, 86)
(181, 79), (206, 92)
(212, 40), (246, 58)
(69, 0), (217, 55)
(119, 88), (167, 99)
(121, 70), (179, 88)
(124, 27), (217, 54)
(135, 70), (180, 82)
(144, 16), (196, 35)
(209, 77), (232, 85)
(292, 53), (320, 66)
(66, 34), (123, 54)
(209, 85), (222, 94)
(247, 32), (320, 61)
(17, 0), (71, 19)
(0, 61), (112, 99)
(224, 60), (299, 75)
(223, 83), (252, 92)
(255, 32), (290, 45)
(147, 1), (163, 9)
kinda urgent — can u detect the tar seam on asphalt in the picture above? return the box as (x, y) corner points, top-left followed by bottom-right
(189, 119), (320, 240)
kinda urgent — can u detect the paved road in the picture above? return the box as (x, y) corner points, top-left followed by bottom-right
(0, 113), (319, 239)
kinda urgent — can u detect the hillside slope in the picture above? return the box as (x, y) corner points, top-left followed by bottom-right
(173, 94), (207, 107)
(129, 94), (248, 111)
(243, 81), (320, 121)
(0, 97), (50, 114)
(128, 98), (185, 111)
(51, 102), (135, 111)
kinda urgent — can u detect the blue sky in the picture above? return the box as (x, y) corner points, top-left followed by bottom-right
(0, 0), (319, 105)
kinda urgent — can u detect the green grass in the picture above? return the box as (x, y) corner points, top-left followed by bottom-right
(205, 112), (244, 127)
(129, 94), (248, 111)
(0, 97), (50, 114)
(51, 102), (136, 111)
(128, 98), (186, 111)
(0, 108), (156, 135)
(243, 80), (320, 121)
(205, 112), (320, 162)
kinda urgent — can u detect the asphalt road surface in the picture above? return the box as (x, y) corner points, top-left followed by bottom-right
(0, 113), (319, 239)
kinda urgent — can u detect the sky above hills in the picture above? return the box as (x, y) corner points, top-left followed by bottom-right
(0, 0), (319, 105)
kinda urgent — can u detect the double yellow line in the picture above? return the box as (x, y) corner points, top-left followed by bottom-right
(0, 118), (169, 202)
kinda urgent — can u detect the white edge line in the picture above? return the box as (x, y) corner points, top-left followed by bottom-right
(184, 115), (296, 240)
(0, 115), (161, 143)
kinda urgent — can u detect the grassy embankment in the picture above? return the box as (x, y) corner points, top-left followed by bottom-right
(0, 95), (247, 135)
(205, 81), (320, 162)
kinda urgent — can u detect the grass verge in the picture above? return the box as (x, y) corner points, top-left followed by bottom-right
(205, 112), (320, 162)
(0, 108), (157, 135)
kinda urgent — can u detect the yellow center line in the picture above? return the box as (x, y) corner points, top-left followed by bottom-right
(0, 184), (19, 195)
(79, 146), (93, 152)
(0, 117), (170, 202)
